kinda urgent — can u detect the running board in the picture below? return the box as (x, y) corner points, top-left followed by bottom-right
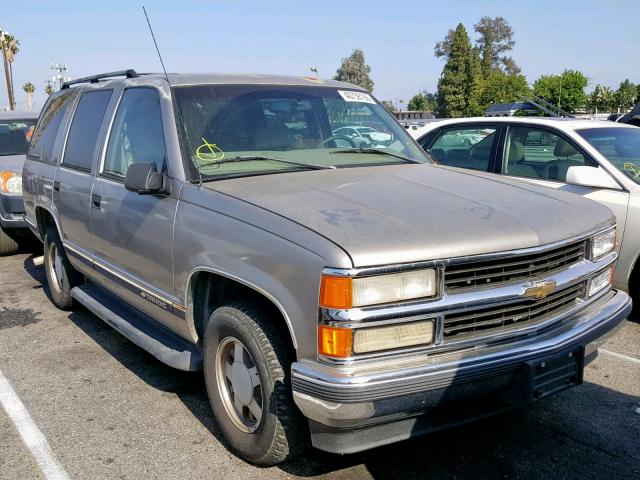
(71, 283), (202, 371)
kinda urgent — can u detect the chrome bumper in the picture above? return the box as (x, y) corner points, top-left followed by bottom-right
(292, 289), (631, 435)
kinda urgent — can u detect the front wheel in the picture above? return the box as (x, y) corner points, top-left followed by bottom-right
(203, 301), (308, 466)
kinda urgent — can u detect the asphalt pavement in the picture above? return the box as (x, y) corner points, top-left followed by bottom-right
(1, 248), (639, 480)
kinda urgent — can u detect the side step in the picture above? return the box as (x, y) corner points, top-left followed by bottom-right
(71, 283), (202, 371)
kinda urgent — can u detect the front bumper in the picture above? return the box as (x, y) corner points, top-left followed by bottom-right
(291, 289), (631, 453)
(0, 194), (27, 229)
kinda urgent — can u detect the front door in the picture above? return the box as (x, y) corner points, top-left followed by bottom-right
(90, 87), (181, 331)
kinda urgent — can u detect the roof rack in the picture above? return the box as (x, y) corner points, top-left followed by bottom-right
(61, 69), (139, 89)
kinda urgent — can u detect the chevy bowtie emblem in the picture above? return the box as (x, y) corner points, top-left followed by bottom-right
(524, 280), (556, 300)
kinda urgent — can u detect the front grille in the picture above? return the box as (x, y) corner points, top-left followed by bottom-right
(443, 282), (586, 340)
(445, 241), (586, 291)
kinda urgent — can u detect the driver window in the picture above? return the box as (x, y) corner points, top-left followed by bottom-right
(427, 126), (497, 172)
(103, 88), (166, 177)
(503, 126), (588, 181)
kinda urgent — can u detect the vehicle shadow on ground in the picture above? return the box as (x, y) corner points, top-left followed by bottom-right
(62, 303), (640, 479)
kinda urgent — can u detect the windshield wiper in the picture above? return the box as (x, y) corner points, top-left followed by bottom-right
(329, 148), (423, 164)
(198, 155), (334, 171)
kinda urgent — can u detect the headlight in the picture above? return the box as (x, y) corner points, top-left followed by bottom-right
(588, 267), (613, 297)
(318, 320), (435, 358)
(320, 269), (437, 309)
(591, 228), (616, 260)
(0, 171), (22, 194)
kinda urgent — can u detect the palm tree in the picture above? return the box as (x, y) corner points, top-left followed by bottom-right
(44, 82), (54, 96)
(22, 82), (35, 110)
(0, 29), (19, 110)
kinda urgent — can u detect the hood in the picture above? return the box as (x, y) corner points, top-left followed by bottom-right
(208, 164), (614, 267)
(0, 154), (27, 174)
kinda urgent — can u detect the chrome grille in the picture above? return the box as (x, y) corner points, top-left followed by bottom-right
(443, 282), (586, 340)
(445, 241), (586, 291)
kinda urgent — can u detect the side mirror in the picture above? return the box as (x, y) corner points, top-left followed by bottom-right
(124, 162), (168, 195)
(566, 166), (620, 190)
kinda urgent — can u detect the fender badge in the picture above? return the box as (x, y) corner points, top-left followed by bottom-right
(524, 280), (556, 300)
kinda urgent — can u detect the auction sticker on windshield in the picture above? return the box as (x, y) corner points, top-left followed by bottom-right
(338, 90), (376, 104)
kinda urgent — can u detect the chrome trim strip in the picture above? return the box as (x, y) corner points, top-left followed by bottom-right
(63, 241), (186, 315)
(322, 252), (616, 325)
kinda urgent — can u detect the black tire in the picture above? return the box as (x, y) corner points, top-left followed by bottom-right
(0, 226), (19, 256)
(43, 227), (82, 310)
(203, 301), (308, 466)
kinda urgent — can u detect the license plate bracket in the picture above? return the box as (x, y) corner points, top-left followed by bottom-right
(502, 346), (585, 406)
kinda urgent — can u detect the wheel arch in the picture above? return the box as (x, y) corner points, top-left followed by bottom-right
(186, 268), (298, 350)
(35, 205), (61, 240)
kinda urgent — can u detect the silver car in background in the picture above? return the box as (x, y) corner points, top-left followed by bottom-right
(0, 110), (39, 254)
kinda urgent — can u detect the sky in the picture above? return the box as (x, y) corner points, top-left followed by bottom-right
(2, 0), (639, 111)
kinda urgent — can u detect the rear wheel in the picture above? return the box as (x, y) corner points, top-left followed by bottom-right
(203, 301), (308, 466)
(0, 227), (19, 256)
(43, 227), (82, 310)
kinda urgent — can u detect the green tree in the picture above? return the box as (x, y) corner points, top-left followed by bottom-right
(474, 16), (518, 76)
(480, 71), (529, 110)
(407, 91), (437, 111)
(615, 79), (637, 112)
(590, 84), (615, 113)
(45, 82), (55, 96)
(533, 70), (589, 114)
(437, 24), (484, 117)
(334, 49), (374, 92)
(380, 100), (397, 113)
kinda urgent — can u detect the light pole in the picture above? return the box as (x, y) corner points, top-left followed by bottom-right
(50, 63), (70, 90)
(310, 67), (319, 78)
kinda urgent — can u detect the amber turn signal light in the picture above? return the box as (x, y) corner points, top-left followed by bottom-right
(318, 325), (353, 358)
(319, 275), (353, 309)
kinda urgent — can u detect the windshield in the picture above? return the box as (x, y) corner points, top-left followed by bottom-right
(0, 119), (37, 156)
(173, 84), (429, 180)
(577, 127), (640, 184)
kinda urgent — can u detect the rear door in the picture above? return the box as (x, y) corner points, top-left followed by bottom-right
(90, 87), (180, 331)
(419, 124), (501, 172)
(53, 89), (113, 272)
(23, 90), (77, 232)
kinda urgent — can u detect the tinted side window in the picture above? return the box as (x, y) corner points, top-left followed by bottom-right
(28, 91), (75, 164)
(63, 90), (113, 171)
(103, 88), (166, 177)
(427, 126), (497, 172)
(503, 126), (589, 181)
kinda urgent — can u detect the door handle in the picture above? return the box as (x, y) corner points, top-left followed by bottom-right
(91, 194), (102, 209)
(53, 181), (60, 192)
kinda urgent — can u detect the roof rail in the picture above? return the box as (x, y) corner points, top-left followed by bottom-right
(61, 69), (139, 89)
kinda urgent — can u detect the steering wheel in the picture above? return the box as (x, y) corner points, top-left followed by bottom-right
(318, 135), (357, 149)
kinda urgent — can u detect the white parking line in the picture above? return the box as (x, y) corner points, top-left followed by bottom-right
(600, 349), (640, 365)
(0, 368), (70, 480)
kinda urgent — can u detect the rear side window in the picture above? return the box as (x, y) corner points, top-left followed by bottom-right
(28, 91), (75, 164)
(63, 90), (113, 171)
(103, 88), (166, 177)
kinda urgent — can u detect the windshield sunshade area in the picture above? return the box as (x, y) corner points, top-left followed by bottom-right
(173, 84), (429, 180)
(0, 120), (37, 156)
(578, 127), (640, 184)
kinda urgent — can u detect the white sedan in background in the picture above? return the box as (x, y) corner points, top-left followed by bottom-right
(416, 117), (640, 304)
